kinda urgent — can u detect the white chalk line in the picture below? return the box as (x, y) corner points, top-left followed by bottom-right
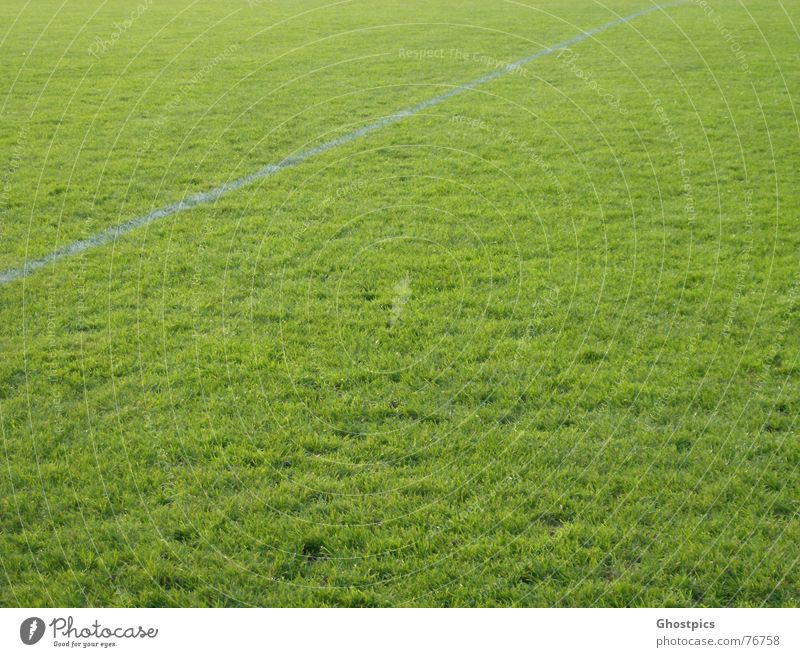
(0, 3), (682, 285)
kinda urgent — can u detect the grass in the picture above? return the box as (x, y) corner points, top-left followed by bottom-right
(1, 0), (798, 606)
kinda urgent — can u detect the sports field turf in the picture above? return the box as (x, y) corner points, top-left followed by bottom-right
(1, 0), (798, 607)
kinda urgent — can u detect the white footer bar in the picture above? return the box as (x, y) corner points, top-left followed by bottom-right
(1, 608), (797, 656)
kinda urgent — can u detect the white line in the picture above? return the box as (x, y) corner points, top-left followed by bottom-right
(0, 2), (682, 285)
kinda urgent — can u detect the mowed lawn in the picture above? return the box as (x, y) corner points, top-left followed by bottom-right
(1, 0), (798, 606)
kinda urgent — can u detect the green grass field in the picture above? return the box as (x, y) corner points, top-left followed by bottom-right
(1, 0), (798, 607)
